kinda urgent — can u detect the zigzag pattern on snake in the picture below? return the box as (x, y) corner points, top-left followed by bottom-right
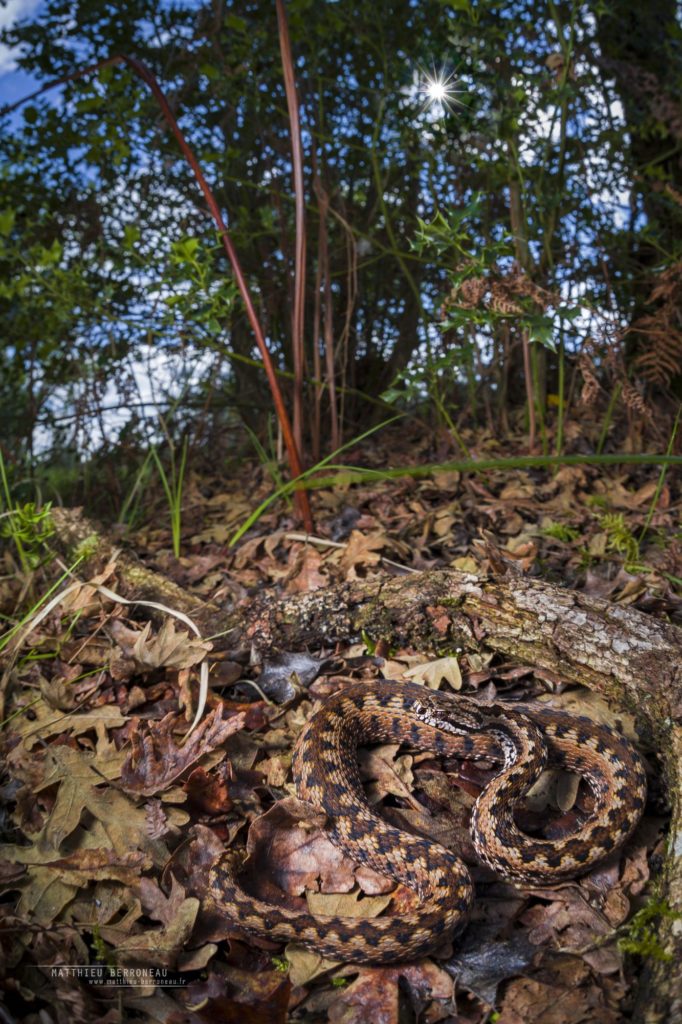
(208, 680), (647, 963)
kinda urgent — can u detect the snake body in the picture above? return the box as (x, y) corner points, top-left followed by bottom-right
(209, 680), (647, 963)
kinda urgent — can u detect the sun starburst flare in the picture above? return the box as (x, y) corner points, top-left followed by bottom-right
(421, 67), (463, 115)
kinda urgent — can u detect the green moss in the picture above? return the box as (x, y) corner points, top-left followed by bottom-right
(73, 532), (101, 562)
(541, 521), (580, 543)
(599, 512), (640, 564)
(437, 596), (467, 609)
(617, 897), (681, 962)
(91, 924), (116, 967)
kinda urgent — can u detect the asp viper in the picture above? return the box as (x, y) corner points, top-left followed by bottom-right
(208, 680), (647, 963)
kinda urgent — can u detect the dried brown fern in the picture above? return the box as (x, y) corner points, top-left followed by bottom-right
(441, 266), (558, 317)
(630, 261), (682, 387)
(578, 347), (602, 406)
(621, 379), (653, 421)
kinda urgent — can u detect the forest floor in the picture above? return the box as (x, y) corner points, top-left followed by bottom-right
(1, 427), (680, 1024)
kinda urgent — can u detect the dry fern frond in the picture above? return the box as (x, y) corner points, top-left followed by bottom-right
(579, 352), (601, 406)
(506, 271), (559, 308)
(441, 266), (557, 318)
(489, 281), (524, 315)
(632, 321), (682, 386)
(621, 380), (653, 421)
(630, 261), (682, 386)
(457, 277), (487, 308)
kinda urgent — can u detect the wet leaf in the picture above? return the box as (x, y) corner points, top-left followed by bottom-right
(445, 925), (537, 1006)
(258, 651), (325, 702)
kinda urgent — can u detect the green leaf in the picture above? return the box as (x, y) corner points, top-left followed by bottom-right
(199, 63), (219, 81)
(0, 209), (15, 236)
(171, 237), (201, 262)
(225, 13), (247, 30)
(123, 224), (141, 249)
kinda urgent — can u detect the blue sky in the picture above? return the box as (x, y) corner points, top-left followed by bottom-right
(0, 0), (42, 106)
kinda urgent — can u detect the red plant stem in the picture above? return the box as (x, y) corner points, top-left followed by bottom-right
(315, 181), (340, 451)
(276, 0), (307, 459)
(2, 53), (314, 533)
(311, 170), (323, 462)
(521, 328), (537, 453)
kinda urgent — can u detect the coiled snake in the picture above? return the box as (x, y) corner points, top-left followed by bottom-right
(209, 680), (647, 963)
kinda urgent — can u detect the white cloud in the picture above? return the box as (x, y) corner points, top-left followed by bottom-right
(0, 0), (42, 75)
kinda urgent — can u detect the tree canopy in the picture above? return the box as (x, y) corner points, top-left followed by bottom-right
(1, 0), (681, 508)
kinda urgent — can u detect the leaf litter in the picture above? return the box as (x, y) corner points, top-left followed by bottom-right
(0, 440), (677, 1022)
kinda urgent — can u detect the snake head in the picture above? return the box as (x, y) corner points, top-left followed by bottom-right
(412, 695), (485, 735)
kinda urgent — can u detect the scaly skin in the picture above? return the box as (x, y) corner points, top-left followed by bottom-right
(208, 680), (647, 963)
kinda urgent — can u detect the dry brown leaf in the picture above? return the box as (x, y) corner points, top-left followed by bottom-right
(145, 799), (171, 839)
(404, 655), (462, 691)
(22, 744), (126, 850)
(306, 887), (392, 919)
(520, 892), (624, 975)
(497, 957), (619, 1023)
(525, 768), (580, 814)
(9, 698), (127, 751)
(244, 797), (354, 898)
(121, 705), (245, 797)
(182, 966), (291, 1023)
(537, 687), (638, 741)
(286, 546), (328, 593)
(451, 555), (479, 572)
(15, 866), (80, 925)
(619, 842), (652, 895)
(116, 875), (200, 968)
(285, 944), (340, 988)
(380, 654), (433, 680)
(258, 754), (290, 788)
(338, 529), (386, 576)
(358, 744), (421, 810)
(68, 879), (143, 942)
(139, 873), (193, 927)
(130, 618), (212, 670)
(183, 763), (234, 815)
(327, 961), (454, 1024)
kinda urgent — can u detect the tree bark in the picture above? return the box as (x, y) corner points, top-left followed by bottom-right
(49, 507), (682, 1021)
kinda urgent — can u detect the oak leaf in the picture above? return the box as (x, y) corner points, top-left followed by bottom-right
(121, 705), (246, 797)
(339, 530), (386, 576)
(404, 655), (462, 691)
(131, 619), (212, 670)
